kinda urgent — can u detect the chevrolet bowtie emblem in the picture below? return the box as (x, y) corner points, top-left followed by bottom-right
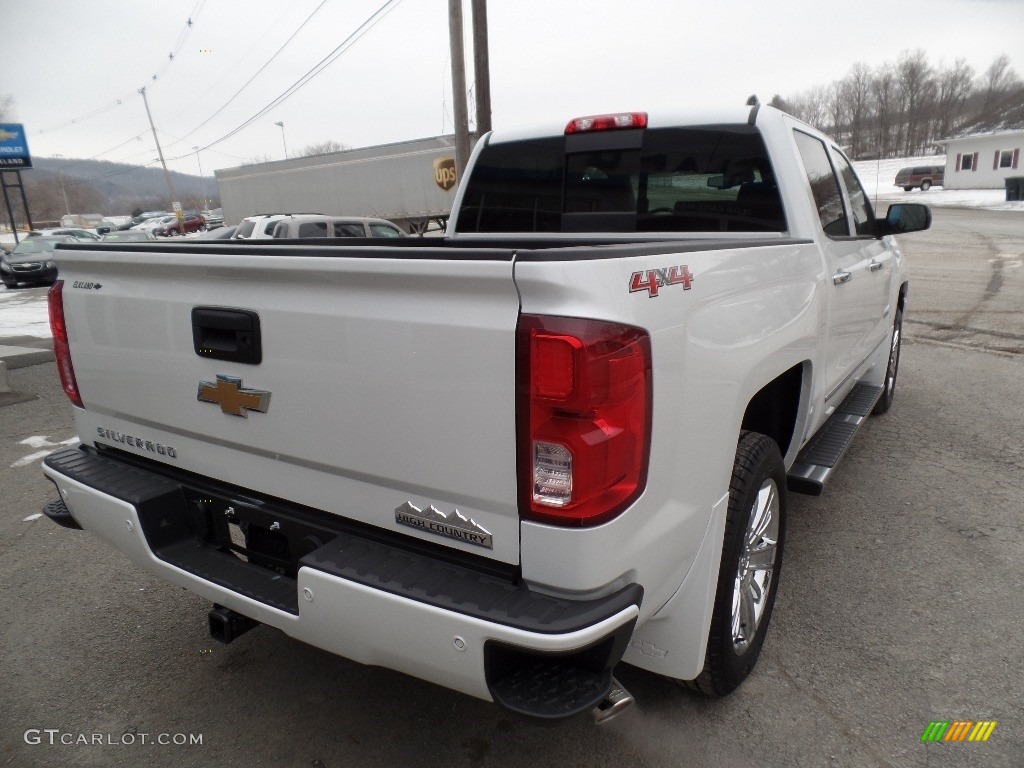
(197, 375), (271, 417)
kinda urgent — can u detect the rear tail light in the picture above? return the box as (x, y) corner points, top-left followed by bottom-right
(565, 112), (648, 135)
(48, 280), (83, 408)
(517, 315), (651, 526)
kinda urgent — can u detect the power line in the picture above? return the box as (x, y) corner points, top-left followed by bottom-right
(159, 0), (332, 154)
(197, 0), (405, 154)
(33, 1), (207, 137)
(160, 0), (308, 125)
(63, 0), (325, 164)
(46, 0), (405, 189)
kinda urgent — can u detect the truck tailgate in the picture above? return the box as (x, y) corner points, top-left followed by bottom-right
(56, 244), (522, 564)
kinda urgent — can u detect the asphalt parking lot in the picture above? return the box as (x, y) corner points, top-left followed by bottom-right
(1, 207), (1022, 767)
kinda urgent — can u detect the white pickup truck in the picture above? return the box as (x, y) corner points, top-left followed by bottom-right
(41, 103), (929, 723)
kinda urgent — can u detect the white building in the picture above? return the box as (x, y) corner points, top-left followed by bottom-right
(938, 129), (1023, 190)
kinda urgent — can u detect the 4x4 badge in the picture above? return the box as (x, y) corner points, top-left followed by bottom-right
(197, 375), (271, 417)
(629, 265), (694, 297)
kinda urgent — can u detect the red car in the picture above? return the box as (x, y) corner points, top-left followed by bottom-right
(155, 213), (207, 237)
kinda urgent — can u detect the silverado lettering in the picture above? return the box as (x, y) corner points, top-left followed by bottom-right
(96, 427), (177, 458)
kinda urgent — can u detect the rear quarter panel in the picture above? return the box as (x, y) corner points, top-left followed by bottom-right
(515, 238), (823, 617)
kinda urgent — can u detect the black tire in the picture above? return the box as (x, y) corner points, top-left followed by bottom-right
(872, 306), (903, 415)
(920, 180), (931, 191)
(682, 431), (787, 696)
(903, 186), (914, 192)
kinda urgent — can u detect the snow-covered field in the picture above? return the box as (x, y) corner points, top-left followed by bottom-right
(2, 160), (1020, 340)
(0, 287), (53, 339)
(853, 155), (1023, 212)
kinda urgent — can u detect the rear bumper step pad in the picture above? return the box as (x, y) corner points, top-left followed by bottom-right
(43, 446), (642, 633)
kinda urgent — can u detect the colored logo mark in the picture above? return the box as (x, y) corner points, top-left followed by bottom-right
(921, 721), (997, 743)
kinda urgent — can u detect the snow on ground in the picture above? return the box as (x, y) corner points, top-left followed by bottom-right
(2, 159), (1020, 340)
(0, 287), (52, 338)
(853, 155), (1024, 213)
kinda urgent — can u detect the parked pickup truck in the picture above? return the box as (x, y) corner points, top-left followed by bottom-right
(41, 102), (929, 723)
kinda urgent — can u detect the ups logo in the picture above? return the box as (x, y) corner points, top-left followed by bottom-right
(433, 157), (457, 191)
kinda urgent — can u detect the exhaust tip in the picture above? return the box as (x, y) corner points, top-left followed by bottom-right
(592, 678), (634, 724)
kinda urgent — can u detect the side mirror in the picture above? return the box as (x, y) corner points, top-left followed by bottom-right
(876, 203), (931, 236)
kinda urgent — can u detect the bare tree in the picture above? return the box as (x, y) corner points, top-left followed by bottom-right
(826, 80), (851, 142)
(23, 173), (105, 221)
(934, 58), (974, 139)
(896, 50), (934, 155)
(299, 139), (350, 157)
(242, 154), (275, 166)
(871, 69), (898, 157)
(788, 85), (828, 129)
(980, 53), (1022, 118)
(846, 63), (874, 158)
(768, 94), (793, 113)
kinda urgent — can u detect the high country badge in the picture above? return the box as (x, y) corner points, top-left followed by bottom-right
(395, 501), (493, 549)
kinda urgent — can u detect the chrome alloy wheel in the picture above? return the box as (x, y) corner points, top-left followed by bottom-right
(730, 478), (780, 655)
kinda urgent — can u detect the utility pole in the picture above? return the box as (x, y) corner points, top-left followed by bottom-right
(53, 156), (71, 215)
(470, 0), (491, 136)
(139, 86), (177, 210)
(58, 170), (70, 215)
(193, 146), (207, 211)
(448, 0), (471, 178)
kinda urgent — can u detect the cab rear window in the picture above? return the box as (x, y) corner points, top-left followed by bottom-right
(455, 126), (786, 234)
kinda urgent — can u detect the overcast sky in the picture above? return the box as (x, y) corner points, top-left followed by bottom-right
(4, 0), (1022, 178)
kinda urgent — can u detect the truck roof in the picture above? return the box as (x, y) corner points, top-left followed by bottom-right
(486, 104), (775, 145)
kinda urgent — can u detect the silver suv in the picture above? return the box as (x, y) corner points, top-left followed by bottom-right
(270, 215), (406, 239)
(232, 213), (322, 240)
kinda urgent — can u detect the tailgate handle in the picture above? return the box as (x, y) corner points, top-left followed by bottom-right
(192, 307), (262, 365)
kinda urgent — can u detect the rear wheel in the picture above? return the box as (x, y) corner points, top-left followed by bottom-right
(682, 431), (786, 696)
(920, 180), (931, 191)
(872, 306), (903, 415)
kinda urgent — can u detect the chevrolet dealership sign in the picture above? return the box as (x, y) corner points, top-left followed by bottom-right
(0, 124), (32, 169)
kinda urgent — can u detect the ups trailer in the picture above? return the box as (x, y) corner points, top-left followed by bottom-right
(215, 135), (464, 235)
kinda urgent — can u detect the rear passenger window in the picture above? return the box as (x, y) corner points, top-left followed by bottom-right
(333, 223), (364, 237)
(793, 130), (848, 237)
(298, 222), (329, 237)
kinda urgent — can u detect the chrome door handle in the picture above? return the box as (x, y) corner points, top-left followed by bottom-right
(869, 260), (884, 272)
(833, 271), (852, 285)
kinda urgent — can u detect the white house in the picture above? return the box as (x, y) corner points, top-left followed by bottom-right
(938, 129), (1023, 190)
